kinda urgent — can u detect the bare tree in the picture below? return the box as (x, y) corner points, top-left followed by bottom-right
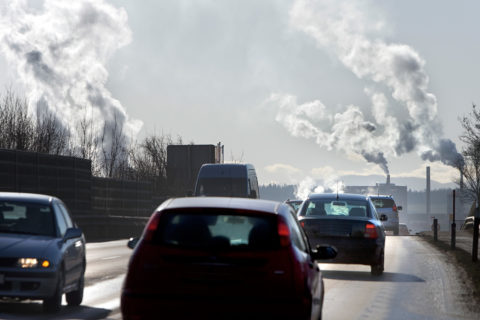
(76, 106), (101, 175)
(1, 90), (189, 185)
(34, 110), (72, 155)
(129, 132), (182, 181)
(0, 90), (73, 155)
(99, 112), (128, 178)
(0, 90), (35, 150)
(458, 103), (480, 203)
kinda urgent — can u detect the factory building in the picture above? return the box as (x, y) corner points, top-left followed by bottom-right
(344, 174), (408, 214)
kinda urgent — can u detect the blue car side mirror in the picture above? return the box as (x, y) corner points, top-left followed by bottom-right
(64, 227), (82, 240)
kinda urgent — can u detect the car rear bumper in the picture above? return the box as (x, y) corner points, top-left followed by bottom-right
(121, 292), (310, 320)
(0, 269), (57, 300)
(309, 237), (384, 265)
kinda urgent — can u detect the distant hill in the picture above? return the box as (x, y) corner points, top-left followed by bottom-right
(260, 184), (296, 202)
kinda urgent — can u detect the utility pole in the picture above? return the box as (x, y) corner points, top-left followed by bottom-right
(451, 190), (456, 249)
(473, 202), (479, 262)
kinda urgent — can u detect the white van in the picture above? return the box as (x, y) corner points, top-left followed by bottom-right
(194, 164), (260, 198)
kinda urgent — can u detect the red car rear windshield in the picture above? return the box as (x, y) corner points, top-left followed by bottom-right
(153, 209), (279, 250)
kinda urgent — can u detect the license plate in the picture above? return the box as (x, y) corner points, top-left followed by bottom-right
(0, 274), (4, 284)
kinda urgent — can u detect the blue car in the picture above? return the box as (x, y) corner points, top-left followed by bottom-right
(0, 192), (86, 312)
(297, 193), (387, 276)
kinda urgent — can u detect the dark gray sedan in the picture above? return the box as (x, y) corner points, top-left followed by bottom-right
(297, 193), (387, 276)
(0, 192), (86, 312)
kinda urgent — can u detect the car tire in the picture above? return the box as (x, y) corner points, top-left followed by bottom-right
(66, 273), (84, 306)
(43, 270), (64, 313)
(371, 251), (384, 276)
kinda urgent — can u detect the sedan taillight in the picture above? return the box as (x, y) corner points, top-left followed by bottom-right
(277, 216), (291, 247)
(143, 212), (161, 242)
(365, 223), (378, 239)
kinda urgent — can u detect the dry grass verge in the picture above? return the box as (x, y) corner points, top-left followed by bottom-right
(419, 232), (480, 304)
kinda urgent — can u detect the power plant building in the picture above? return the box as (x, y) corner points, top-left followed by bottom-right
(344, 174), (408, 213)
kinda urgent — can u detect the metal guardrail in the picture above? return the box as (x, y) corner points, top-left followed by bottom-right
(75, 215), (150, 241)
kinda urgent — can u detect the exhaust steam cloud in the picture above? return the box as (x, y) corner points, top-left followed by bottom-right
(268, 0), (463, 175)
(0, 0), (142, 154)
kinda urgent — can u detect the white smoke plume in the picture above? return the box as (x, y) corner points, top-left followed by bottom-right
(270, 93), (391, 174)
(271, 0), (463, 173)
(295, 176), (344, 200)
(0, 0), (142, 155)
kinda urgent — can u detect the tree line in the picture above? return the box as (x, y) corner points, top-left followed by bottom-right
(0, 90), (182, 182)
(2, 89), (480, 207)
(458, 104), (480, 206)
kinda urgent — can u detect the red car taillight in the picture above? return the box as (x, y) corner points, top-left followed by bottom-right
(277, 216), (291, 247)
(143, 211), (161, 242)
(392, 204), (398, 212)
(365, 223), (378, 239)
(299, 220), (305, 228)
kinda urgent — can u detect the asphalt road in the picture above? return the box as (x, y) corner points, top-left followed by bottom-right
(321, 235), (479, 320)
(1, 236), (479, 319)
(0, 239), (131, 320)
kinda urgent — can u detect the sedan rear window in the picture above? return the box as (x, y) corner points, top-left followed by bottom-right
(371, 198), (395, 208)
(300, 199), (371, 218)
(154, 210), (279, 250)
(0, 201), (56, 237)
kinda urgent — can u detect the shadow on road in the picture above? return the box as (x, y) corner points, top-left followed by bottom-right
(0, 301), (112, 320)
(321, 270), (425, 283)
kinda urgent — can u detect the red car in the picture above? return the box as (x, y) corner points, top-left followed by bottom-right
(121, 197), (336, 320)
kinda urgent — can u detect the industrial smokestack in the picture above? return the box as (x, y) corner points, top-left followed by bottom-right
(426, 166), (431, 215)
(386, 174), (390, 185)
(460, 170), (464, 189)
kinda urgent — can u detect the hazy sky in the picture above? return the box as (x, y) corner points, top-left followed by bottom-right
(1, 0), (479, 189)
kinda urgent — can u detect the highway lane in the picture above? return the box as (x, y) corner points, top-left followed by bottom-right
(84, 239), (132, 287)
(0, 239), (132, 320)
(321, 235), (480, 320)
(1, 236), (479, 319)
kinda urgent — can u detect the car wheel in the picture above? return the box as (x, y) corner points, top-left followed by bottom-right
(371, 251), (384, 276)
(66, 273), (84, 306)
(43, 270), (64, 313)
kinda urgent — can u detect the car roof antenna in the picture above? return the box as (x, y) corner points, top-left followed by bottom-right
(336, 181), (339, 200)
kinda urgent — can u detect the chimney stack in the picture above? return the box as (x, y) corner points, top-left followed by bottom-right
(426, 166), (431, 215)
(460, 170), (464, 189)
(386, 174), (390, 185)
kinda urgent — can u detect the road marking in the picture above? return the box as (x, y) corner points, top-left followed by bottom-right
(101, 255), (121, 260)
(96, 298), (121, 311)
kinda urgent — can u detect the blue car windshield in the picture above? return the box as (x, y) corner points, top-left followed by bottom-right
(0, 201), (56, 237)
